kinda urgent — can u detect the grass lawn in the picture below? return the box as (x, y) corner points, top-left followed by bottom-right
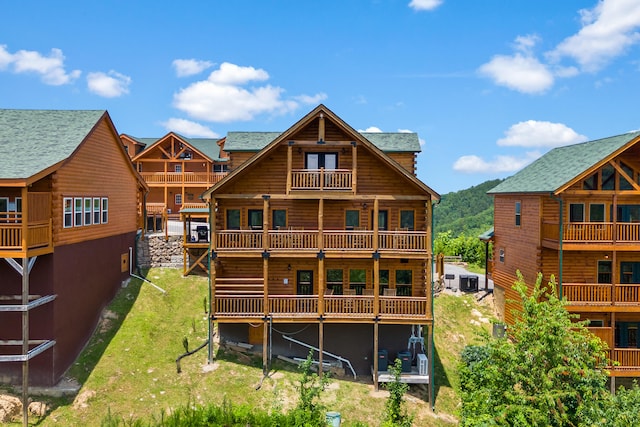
(5, 268), (496, 426)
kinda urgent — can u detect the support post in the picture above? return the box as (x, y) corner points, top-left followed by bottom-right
(21, 257), (29, 427)
(318, 321), (324, 379)
(373, 321), (379, 391)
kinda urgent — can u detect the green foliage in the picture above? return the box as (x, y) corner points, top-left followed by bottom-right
(382, 358), (413, 427)
(433, 179), (501, 238)
(434, 230), (488, 266)
(292, 350), (331, 426)
(458, 271), (610, 426)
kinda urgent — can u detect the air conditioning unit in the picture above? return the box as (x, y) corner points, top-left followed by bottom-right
(417, 353), (428, 376)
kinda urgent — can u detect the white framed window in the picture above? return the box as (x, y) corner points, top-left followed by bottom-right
(175, 193), (182, 205)
(499, 248), (505, 263)
(175, 164), (182, 173)
(93, 198), (101, 224)
(101, 198), (108, 223)
(84, 197), (92, 225)
(74, 198), (83, 226)
(63, 198), (72, 228)
(515, 201), (521, 226)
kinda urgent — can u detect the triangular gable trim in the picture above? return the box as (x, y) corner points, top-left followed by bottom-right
(202, 104), (439, 200)
(131, 132), (214, 163)
(555, 133), (640, 195)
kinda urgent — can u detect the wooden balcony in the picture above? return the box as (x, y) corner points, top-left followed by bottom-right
(563, 283), (640, 307)
(212, 294), (431, 323)
(542, 221), (640, 246)
(0, 193), (52, 257)
(140, 171), (227, 186)
(291, 169), (352, 191)
(213, 229), (428, 254)
(585, 328), (640, 376)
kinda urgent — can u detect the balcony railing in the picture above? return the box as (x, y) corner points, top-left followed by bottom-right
(291, 169), (352, 191)
(543, 221), (640, 243)
(584, 328), (640, 373)
(564, 283), (640, 305)
(213, 229), (428, 252)
(213, 294), (430, 320)
(140, 171), (227, 185)
(0, 192), (52, 253)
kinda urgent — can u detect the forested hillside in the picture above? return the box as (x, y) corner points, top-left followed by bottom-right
(434, 178), (502, 238)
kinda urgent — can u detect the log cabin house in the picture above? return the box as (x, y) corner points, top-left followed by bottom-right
(200, 105), (439, 391)
(120, 132), (228, 230)
(488, 130), (640, 385)
(0, 109), (146, 388)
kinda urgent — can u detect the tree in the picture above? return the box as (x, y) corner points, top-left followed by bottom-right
(382, 358), (413, 427)
(458, 271), (610, 426)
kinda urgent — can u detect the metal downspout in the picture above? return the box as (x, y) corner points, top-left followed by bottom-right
(430, 199), (438, 411)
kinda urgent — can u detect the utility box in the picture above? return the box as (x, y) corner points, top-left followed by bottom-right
(417, 353), (428, 376)
(378, 349), (388, 371)
(397, 351), (411, 373)
(468, 275), (479, 292)
(459, 275), (469, 291)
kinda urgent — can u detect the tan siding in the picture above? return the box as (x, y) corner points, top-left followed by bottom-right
(53, 118), (139, 246)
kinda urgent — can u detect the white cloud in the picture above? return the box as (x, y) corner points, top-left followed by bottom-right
(548, 0), (640, 72)
(161, 118), (219, 138)
(360, 126), (383, 133)
(453, 152), (541, 174)
(172, 59), (214, 77)
(408, 0), (443, 11)
(0, 45), (80, 85)
(478, 52), (554, 94)
(497, 120), (588, 147)
(173, 62), (325, 122)
(87, 71), (131, 98)
(293, 93), (328, 104)
(454, 120), (587, 174)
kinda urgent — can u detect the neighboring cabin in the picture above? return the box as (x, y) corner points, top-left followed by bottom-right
(488, 130), (640, 384)
(0, 110), (146, 386)
(199, 105), (439, 390)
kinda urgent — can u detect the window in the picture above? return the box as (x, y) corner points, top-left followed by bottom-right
(272, 209), (286, 229)
(396, 269), (412, 296)
(620, 162), (634, 190)
(345, 210), (360, 229)
(499, 248), (505, 263)
(93, 198), (101, 224)
(14, 197), (22, 222)
(327, 269), (343, 294)
(590, 204), (605, 222)
(248, 209), (263, 229)
(617, 205), (640, 222)
(63, 198), (73, 228)
(74, 198), (83, 226)
(175, 194), (182, 205)
(620, 262), (640, 284)
(305, 152), (337, 169)
(349, 269), (366, 295)
(597, 260), (612, 283)
(372, 210), (388, 230)
(213, 164), (227, 173)
(0, 197), (7, 220)
(84, 197), (92, 225)
(380, 269), (389, 295)
(588, 319), (604, 327)
(101, 198), (108, 223)
(569, 203), (584, 222)
(400, 210), (414, 230)
(601, 165), (615, 190)
(226, 209), (240, 230)
(583, 173), (597, 190)
(175, 164), (182, 173)
(515, 201), (521, 226)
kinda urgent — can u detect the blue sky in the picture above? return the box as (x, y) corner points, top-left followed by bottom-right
(2, 0), (640, 194)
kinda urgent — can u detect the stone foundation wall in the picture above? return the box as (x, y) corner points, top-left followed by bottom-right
(136, 233), (183, 269)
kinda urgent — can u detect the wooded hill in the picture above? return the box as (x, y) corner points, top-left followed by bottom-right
(433, 178), (502, 238)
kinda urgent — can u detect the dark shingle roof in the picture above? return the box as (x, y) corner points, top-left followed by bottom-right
(488, 131), (640, 194)
(0, 109), (105, 180)
(222, 131), (420, 153)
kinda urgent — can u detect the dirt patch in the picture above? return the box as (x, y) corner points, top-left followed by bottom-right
(72, 389), (96, 410)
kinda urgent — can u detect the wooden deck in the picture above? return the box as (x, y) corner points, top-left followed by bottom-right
(542, 221), (640, 247)
(212, 229), (428, 254)
(213, 294), (431, 323)
(0, 192), (53, 257)
(564, 283), (640, 308)
(375, 367), (429, 384)
(140, 171), (227, 186)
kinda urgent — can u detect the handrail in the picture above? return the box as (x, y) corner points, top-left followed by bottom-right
(282, 334), (357, 378)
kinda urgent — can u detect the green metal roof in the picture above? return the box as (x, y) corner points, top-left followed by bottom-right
(222, 131), (420, 153)
(478, 227), (494, 241)
(0, 109), (106, 180)
(488, 131), (640, 194)
(183, 137), (224, 161)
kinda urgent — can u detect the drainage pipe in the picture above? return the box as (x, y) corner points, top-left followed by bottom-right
(129, 245), (167, 294)
(282, 334), (356, 379)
